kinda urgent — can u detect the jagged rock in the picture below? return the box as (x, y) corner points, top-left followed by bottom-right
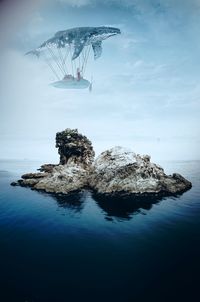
(20, 178), (40, 187)
(56, 128), (95, 167)
(10, 181), (19, 186)
(12, 129), (94, 194)
(11, 130), (192, 197)
(33, 164), (88, 194)
(21, 172), (48, 179)
(38, 164), (58, 173)
(14, 163), (89, 194)
(90, 146), (191, 195)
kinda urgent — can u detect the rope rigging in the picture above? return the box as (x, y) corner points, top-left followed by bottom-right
(25, 26), (121, 89)
(58, 47), (67, 74)
(41, 42), (92, 84)
(47, 46), (65, 77)
(42, 50), (60, 80)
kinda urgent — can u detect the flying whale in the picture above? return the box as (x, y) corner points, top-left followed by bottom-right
(27, 26), (121, 60)
(25, 26), (121, 90)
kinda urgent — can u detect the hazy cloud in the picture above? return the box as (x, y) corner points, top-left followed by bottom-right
(0, 0), (199, 160)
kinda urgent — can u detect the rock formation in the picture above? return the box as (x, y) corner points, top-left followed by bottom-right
(56, 128), (94, 167)
(11, 129), (94, 194)
(90, 146), (191, 195)
(11, 129), (192, 197)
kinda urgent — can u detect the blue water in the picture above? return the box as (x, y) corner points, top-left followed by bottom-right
(0, 160), (199, 302)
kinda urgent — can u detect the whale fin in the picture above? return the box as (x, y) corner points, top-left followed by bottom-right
(72, 38), (86, 60)
(25, 49), (40, 57)
(92, 41), (102, 60)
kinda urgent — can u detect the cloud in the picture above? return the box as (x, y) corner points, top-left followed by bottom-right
(58, 0), (92, 6)
(56, 0), (200, 11)
(0, 0), (200, 160)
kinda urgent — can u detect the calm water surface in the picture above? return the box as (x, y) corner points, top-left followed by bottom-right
(0, 160), (199, 302)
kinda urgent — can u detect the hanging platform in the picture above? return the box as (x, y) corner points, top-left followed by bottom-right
(50, 75), (90, 89)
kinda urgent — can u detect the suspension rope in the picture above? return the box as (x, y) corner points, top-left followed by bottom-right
(58, 47), (66, 74)
(69, 44), (74, 77)
(54, 47), (66, 75)
(42, 51), (60, 80)
(63, 47), (70, 74)
(83, 45), (91, 76)
(48, 47), (64, 75)
(81, 47), (86, 73)
(79, 55), (81, 70)
(74, 57), (77, 75)
(47, 46), (65, 77)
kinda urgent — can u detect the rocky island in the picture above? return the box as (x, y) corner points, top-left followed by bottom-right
(11, 128), (192, 197)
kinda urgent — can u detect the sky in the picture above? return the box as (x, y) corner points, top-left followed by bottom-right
(0, 0), (200, 162)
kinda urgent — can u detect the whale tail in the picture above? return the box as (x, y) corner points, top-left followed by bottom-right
(25, 49), (40, 57)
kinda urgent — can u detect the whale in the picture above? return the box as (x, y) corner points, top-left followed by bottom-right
(27, 26), (121, 60)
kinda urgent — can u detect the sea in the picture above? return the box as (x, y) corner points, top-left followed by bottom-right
(0, 159), (199, 302)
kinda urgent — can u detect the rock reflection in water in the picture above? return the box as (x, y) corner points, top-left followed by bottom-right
(48, 191), (85, 213)
(93, 193), (184, 221)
